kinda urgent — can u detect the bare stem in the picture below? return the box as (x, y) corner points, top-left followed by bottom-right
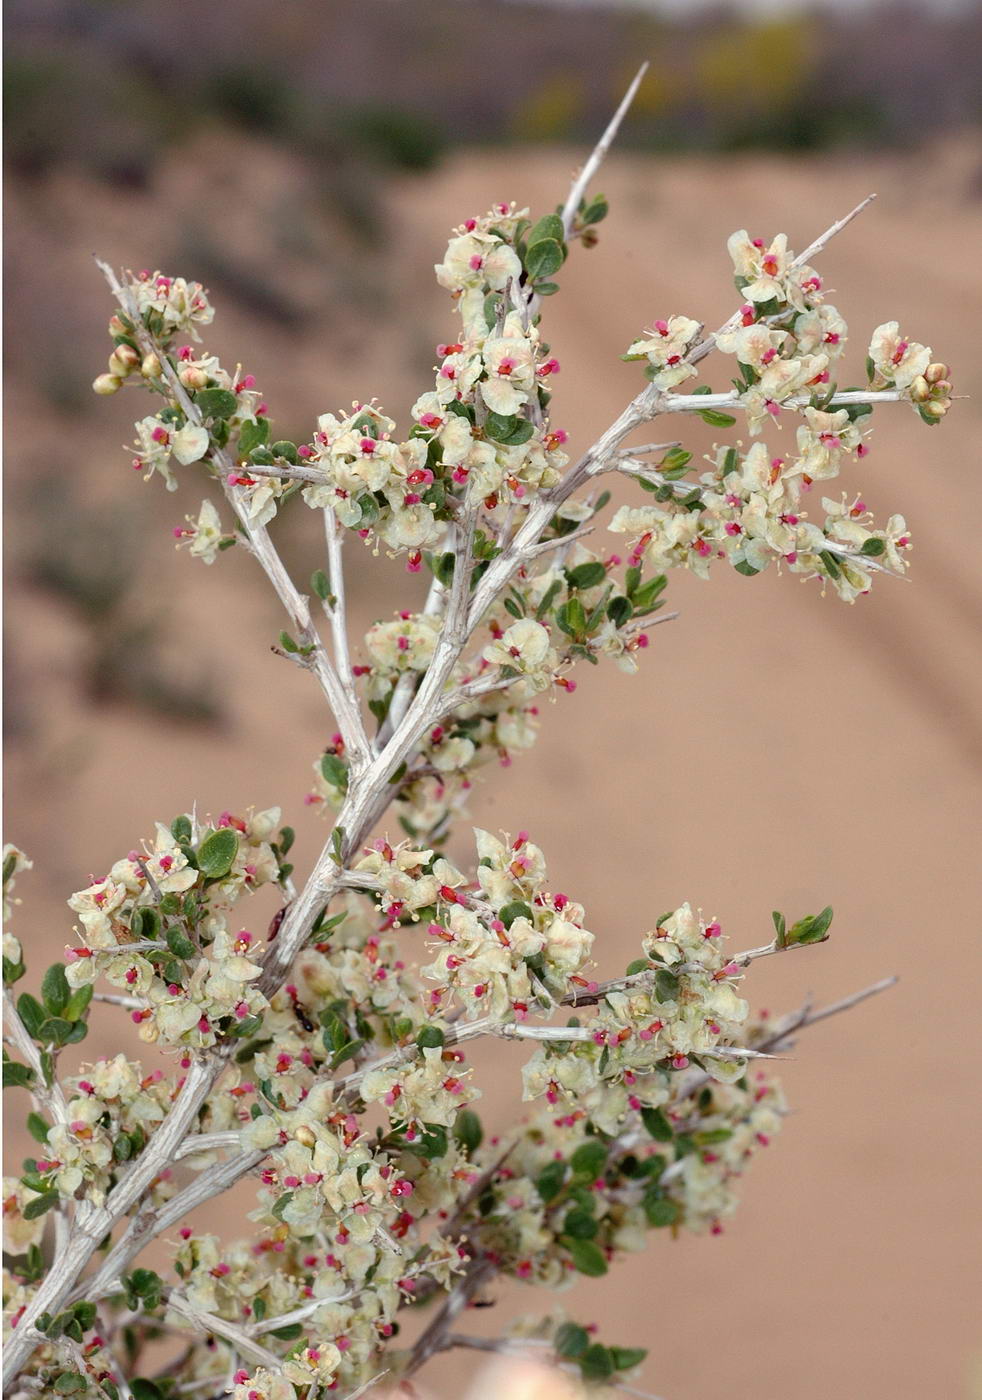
(561, 64), (650, 238)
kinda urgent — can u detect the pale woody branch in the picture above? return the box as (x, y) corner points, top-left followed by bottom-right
(95, 258), (372, 778)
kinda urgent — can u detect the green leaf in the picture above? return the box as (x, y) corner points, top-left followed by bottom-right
(484, 412), (535, 447)
(535, 1159), (566, 1202)
(196, 829), (239, 880)
(611, 1346), (648, 1371)
(131, 1382), (165, 1400)
(860, 537), (886, 557)
(40, 1017), (76, 1045)
(698, 408), (737, 427)
(640, 1106), (674, 1143)
(23, 1191), (59, 1220)
(453, 1108), (483, 1153)
(556, 596), (587, 639)
(165, 927), (197, 960)
(483, 411), (518, 443)
(356, 492), (379, 525)
(563, 1208), (598, 1239)
(170, 815), (193, 844)
(787, 906), (834, 946)
(661, 447), (693, 474)
(237, 417), (269, 456)
(53, 1372), (87, 1394)
(654, 969), (680, 1003)
(64, 985), (94, 1021)
(3, 955), (26, 986)
(498, 900), (533, 929)
(535, 578), (563, 621)
(311, 568), (332, 600)
(563, 1235), (608, 1276)
(54, 1374), (88, 1394)
(72, 1301), (97, 1330)
(581, 195), (609, 225)
(607, 595), (632, 628)
(413, 1123), (449, 1159)
(194, 387), (238, 420)
(733, 559), (761, 577)
(570, 1139), (608, 1180)
(330, 826), (345, 865)
(270, 1191), (294, 1222)
(579, 1343), (615, 1380)
(772, 910), (787, 948)
(271, 440), (299, 465)
(555, 1321), (590, 1358)
(819, 549), (842, 580)
(320, 753), (349, 793)
(330, 1039), (365, 1071)
(525, 238), (564, 282)
(3, 1059), (34, 1090)
(644, 1193), (680, 1228)
(566, 561), (607, 591)
(268, 1322), (304, 1341)
(41, 964), (70, 1017)
(526, 213), (565, 247)
(16, 993), (46, 1039)
(415, 1025), (445, 1050)
(26, 1112), (50, 1144)
(630, 575), (667, 613)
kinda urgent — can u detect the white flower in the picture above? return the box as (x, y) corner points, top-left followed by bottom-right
(483, 619), (555, 677)
(2, 1178), (47, 1254)
(624, 315), (700, 389)
(435, 232), (522, 296)
(480, 315), (537, 417)
(727, 231), (791, 304)
(178, 499), (224, 565)
(171, 423), (210, 465)
(868, 321), (931, 395)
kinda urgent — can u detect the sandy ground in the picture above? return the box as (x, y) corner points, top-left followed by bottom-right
(5, 134), (982, 1398)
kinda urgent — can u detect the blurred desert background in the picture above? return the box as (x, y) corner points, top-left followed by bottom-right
(4, 1), (982, 1397)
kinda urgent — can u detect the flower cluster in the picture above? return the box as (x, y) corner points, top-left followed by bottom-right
(64, 809), (286, 1047)
(610, 435), (910, 603)
(35, 1055), (174, 1205)
(611, 227), (949, 601)
(868, 321), (953, 422)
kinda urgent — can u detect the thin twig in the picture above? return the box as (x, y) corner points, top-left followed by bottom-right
(561, 64), (650, 238)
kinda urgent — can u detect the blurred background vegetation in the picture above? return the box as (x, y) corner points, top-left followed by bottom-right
(6, 0), (981, 187)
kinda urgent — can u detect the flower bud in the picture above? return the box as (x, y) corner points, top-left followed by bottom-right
(137, 1020), (159, 1044)
(294, 1124), (317, 1148)
(141, 352), (162, 379)
(108, 314), (128, 337)
(108, 346), (140, 377)
(179, 366), (208, 390)
(908, 375), (930, 402)
(580, 227), (600, 249)
(922, 400), (948, 420)
(925, 362), (949, 384)
(932, 380), (951, 396)
(92, 373), (123, 395)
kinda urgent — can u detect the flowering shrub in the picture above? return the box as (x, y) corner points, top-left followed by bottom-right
(3, 71), (953, 1400)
